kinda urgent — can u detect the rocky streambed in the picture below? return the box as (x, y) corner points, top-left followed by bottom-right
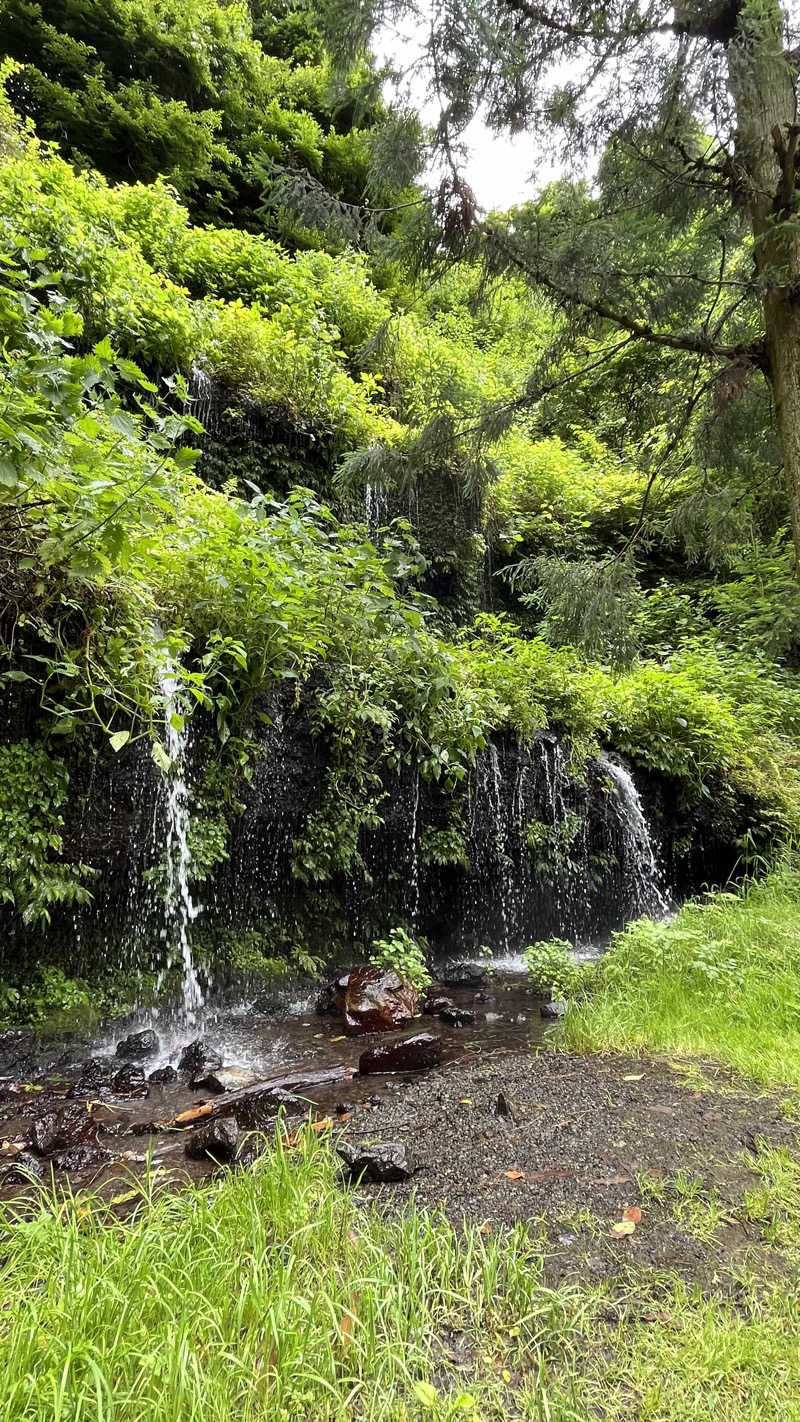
(0, 962), (796, 1293)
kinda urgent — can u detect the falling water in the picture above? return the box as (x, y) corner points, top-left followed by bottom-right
(486, 743), (512, 952)
(600, 756), (670, 917)
(157, 654), (204, 1020)
(365, 482), (390, 538)
(408, 768), (421, 927)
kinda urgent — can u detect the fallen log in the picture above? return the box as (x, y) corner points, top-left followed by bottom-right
(161, 1063), (357, 1130)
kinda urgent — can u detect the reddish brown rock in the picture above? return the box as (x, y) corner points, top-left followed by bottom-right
(30, 1102), (99, 1155)
(358, 1032), (442, 1074)
(339, 966), (419, 1036)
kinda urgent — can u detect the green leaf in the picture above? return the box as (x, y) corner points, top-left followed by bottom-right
(109, 729), (131, 752)
(413, 1382), (438, 1410)
(151, 742), (171, 776)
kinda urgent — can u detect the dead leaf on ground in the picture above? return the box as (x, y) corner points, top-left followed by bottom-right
(504, 1169), (525, 1181)
(610, 1219), (636, 1237)
(458, 1099), (473, 1106)
(622, 1206), (642, 1224)
(622, 1074), (644, 1082)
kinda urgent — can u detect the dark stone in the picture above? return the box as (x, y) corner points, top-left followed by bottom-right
(0, 1149), (45, 1182)
(0, 1029), (37, 1075)
(110, 1063), (148, 1095)
(235, 1087), (303, 1134)
(440, 965), (487, 989)
(30, 1101), (99, 1155)
(540, 1001), (566, 1020)
(50, 1143), (107, 1172)
(494, 1091), (515, 1120)
(429, 997), (475, 1027)
(338, 965), (419, 1036)
(337, 1140), (414, 1182)
(317, 973), (350, 1016)
(192, 1066), (258, 1095)
(148, 1065), (177, 1085)
(178, 1040), (223, 1074)
(115, 1030), (159, 1059)
(66, 1059), (107, 1099)
(184, 1118), (240, 1163)
(358, 1032), (442, 1075)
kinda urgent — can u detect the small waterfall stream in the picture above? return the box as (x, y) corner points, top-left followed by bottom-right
(600, 756), (670, 918)
(157, 655), (204, 1020)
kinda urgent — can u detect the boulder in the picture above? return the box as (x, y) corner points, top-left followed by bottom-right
(178, 1039), (222, 1074)
(30, 1102), (99, 1155)
(184, 1118), (240, 1163)
(358, 1032), (442, 1075)
(148, 1065), (177, 1085)
(115, 1030), (159, 1059)
(110, 1062), (148, 1095)
(337, 1140), (414, 1183)
(193, 1065), (258, 1095)
(66, 1059), (107, 1099)
(338, 966), (419, 1036)
(540, 1001), (566, 1020)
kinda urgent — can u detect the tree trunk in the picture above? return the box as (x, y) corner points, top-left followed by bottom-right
(725, 1), (800, 568)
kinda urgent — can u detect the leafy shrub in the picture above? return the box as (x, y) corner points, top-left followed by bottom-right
(369, 927), (431, 990)
(524, 938), (589, 1000)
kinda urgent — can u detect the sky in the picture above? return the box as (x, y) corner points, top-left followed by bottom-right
(375, 19), (547, 213)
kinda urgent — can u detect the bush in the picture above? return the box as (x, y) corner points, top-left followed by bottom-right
(369, 927), (431, 991)
(523, 939), (590, 1000)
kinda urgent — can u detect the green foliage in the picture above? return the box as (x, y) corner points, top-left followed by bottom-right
(369, 926), (431, 990)
(0, 743), (92, 924)
(523, 938), (590, 1000)
(565, 863), (800, 1088)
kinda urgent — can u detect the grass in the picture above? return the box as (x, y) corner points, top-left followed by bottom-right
(563, 863), (800, 1090)
(6, 870), (800, 1419)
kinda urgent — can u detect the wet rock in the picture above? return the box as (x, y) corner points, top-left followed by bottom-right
(337, 1140), (414, 1182)
(0, 1029), (36, 1075)
(429, 997), (475, 1027)
(193, 1065), (258, 1095)
(235, 1087), (302, 1134)
(50, 1143), (107, 1172)
(494, 1091), (516, 1120)
(178, 1040), (223, 1074)
(440, 965), (486, 989)
(184, 1118), (240, 1163)
(540, 1001), (566, 1020)
(67, 1059), (107, 1099)
(317, 973), (350, 1016)
(110, 1063), (148, 1095)
(338, 966), (419, 1036)
(30, 1102), (99, 1155)
(116, 1030), (159, 1060)
(0, 1149), (45, 1182)
(148, 1065), (177, 1085)
(358, 1032), (442, 1075)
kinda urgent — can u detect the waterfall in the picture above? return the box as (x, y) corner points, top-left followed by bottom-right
(408, 767), (420, 927)
(600, 756), (670, 918)
(157, 653), (204, 1020)
(365, 482), (390, 538)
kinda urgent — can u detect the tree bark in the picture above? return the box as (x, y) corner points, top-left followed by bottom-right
(725, 0), (800, 568)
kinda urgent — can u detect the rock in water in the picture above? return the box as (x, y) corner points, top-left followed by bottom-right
(115, 1030), (159, 1059)
(235, 1087), (303, 1134)
(316, 973), (350, 1016)
(148, 1065), (177, 1084)
(0, 1149), (45, 1182)
(427, 996), (475, 1026)
(30, 1102), (99, 1155)
(67, 1058), (107, 1099)
(440, 965), (487, 989)
(540, 1001), (566, 1020)
(178, 1039), (223, 1074)
(110, 1062), (148, 1095)
(358, 1032), (442, 1074)
(339, 966), (419, 1035)
(193, 1065), (258, 1095)
(184, 1118), (240, 1163)
(337, 1141), (414, 1182)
